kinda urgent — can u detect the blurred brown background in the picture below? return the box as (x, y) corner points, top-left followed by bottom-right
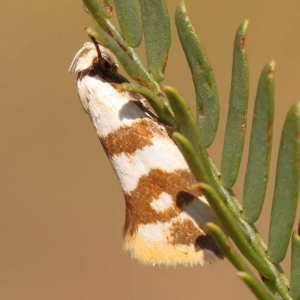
(1, 0), (300, 299)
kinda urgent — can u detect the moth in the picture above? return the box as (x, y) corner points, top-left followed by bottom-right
(69, 42), (223, 266)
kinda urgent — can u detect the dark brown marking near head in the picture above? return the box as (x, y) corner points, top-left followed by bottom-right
(77, 68), (91, 81)
(296, 132), (300, 140)
(100, 118), (168, 157)
(79, 39), (129, 84)
(78, 57), (126, 83)
(196, 235), (224, 260)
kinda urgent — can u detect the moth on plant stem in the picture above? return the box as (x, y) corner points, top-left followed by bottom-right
(69, 41), (223, 266)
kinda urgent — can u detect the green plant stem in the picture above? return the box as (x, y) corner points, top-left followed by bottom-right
(120, 83), (176, 127)
(291, 229), (300, 300)
(194, 182), (274, 280)
(210, 160), (291, 298)
(174, 132), (291, 299)
(238, 272), (276, 300)
(206, 223), (276, 300)
(80, 2), (296, 299)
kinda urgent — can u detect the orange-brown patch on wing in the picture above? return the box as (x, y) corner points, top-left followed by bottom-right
(169, 219), (202, 246)
(168, 219), (223, 260)
(123, 168), (224, 265)
(100, 118), (167, 157)
(123, 169), (199, 236)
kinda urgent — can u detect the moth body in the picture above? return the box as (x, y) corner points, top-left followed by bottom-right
(69, 42), (223, 266)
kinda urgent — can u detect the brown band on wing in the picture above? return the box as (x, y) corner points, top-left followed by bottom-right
(100, 118), (168, 157)
(123, 168), (222, 258)
(123, 168), (198, 236)
(168, 219), (202, 246)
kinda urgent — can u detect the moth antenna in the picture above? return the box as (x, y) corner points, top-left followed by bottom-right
(90, 37), (102, 59)
(90, 36), (107, 70)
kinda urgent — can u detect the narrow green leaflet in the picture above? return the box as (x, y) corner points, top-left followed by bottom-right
(164, 86), (213, 181)
(206, 223), (249, 272)
(120, 83), (176, 127)
(194, 183), (274, 280)
(243, 62), (275, 223)
(174, 137), (292, 290)
(206, 223), (276, 300)
(172, 133), (211, 185)
(166, 89), (278, 282)
(139, 0), (170, 82)
(268, 101), (300, 264)
(221, 20), (249, 189)
(163, 128), (275, 281)
(175, 1), (219, 148)
(79, 2), (300, 298)
(165, 87), (202, 152)
(291, 229), (300, 300)
(83, 0), (113, 19)
(237, 272), (276, 300)
(84, 0), (130, 49)
(113, 0), (143, 47)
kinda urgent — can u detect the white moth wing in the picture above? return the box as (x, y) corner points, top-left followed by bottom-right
(69, 42), (223, 266)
